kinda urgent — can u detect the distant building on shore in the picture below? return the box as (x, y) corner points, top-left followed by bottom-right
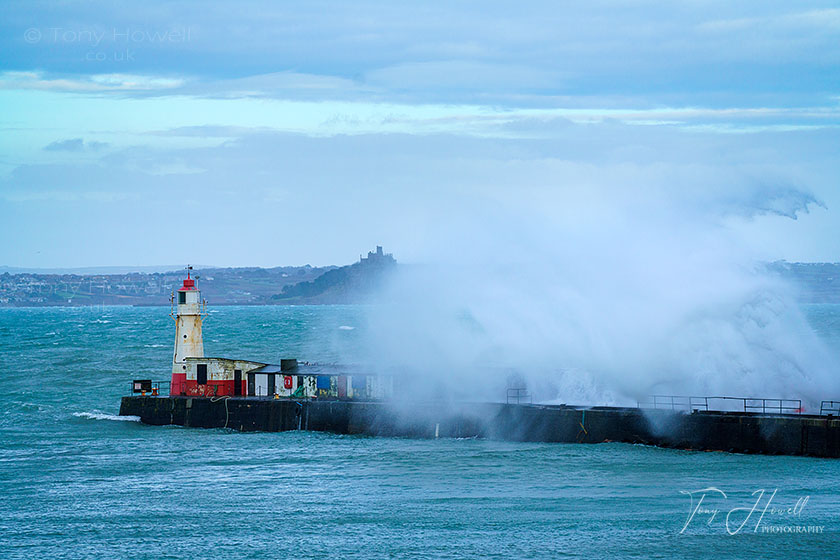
(360, 246), (395, 265)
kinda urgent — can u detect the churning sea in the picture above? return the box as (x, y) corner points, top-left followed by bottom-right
(1, 304), (839, 559)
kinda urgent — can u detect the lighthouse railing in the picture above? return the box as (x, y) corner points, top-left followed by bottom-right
(127, 380), (170, 397)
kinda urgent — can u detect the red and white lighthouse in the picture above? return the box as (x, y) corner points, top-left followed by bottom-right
(170, 266), (205, 395)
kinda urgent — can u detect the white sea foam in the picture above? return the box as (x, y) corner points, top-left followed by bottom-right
(359, 177), (838, 408)
(338, 325), (355, 330)
(73, 411), (140, 422)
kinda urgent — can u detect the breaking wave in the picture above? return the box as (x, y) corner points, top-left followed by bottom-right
(73, 411), (140, 422)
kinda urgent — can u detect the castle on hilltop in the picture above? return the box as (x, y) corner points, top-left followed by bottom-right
(360, 246), (395, 265)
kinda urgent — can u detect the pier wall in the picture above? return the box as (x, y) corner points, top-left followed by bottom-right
(119, 397), (840, 458)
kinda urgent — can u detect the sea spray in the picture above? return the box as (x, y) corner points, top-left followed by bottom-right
(357, 179), (838, 407)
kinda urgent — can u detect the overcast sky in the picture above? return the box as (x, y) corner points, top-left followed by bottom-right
(1, 1), (839, 267)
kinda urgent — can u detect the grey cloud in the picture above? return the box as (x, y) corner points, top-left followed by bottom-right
(43, 138), (109, 151)
(43, 138), (84, 151)
(6, 122), (835, 267)
(364, 61), (562, 93)
(2, 2), (838, 108)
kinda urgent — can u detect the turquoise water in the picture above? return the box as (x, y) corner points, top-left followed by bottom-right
(1, 305), (839, 559)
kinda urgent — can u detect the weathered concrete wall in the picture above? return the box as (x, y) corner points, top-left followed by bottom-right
(119, 397), (840, 458)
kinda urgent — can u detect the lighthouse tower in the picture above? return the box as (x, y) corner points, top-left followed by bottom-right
(170, 266), (204, 395)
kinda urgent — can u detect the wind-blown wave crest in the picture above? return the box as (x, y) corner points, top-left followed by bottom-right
(73, 411), (140, 422)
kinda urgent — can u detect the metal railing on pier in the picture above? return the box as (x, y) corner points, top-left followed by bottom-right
(638, 395), (709, 411)
(638, 395), (802, 415)
(506, 387), (532, 405)
(127, 380), (169, 397)
(819, 401), (840, 416)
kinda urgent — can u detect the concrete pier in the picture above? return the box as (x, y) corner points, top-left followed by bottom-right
(120, 397), (840, 458)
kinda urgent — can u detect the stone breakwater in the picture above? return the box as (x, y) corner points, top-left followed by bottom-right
(120, 397), (840, 458)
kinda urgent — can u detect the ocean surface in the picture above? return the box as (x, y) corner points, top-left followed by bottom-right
(1, 304), (839, 559)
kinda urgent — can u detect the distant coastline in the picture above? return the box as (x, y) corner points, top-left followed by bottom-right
(0, 246), (398, 308)
(1, 257), (837, 308)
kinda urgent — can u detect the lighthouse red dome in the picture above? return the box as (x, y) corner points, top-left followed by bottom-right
(180, 265), (196, 290)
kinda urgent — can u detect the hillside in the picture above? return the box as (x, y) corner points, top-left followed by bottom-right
(2, 254), (837, 307)
(0, 247), (395, 307)
(0, 265), (333, 307)
(270, 246), (397, 304)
